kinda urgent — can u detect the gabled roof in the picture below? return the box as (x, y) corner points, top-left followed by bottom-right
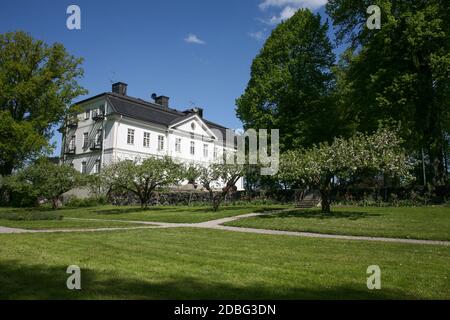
(74, 92), (233, 144)
(169, 113), (220, 141)
(106, 93), (182, 126)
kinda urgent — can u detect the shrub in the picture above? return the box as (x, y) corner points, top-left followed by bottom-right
(336, 199), (428, 207)
(0, 211), (62, 221)
(8, 190), (38, 208)
(65, 196), (106, 208)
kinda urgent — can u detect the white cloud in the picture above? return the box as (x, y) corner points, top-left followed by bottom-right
(184, 34), (205, 45)
(258, 0), (327, 25)
(248, 31), (265, 41)
(259, 0), (328, 11)
(267, 6), (298, 25)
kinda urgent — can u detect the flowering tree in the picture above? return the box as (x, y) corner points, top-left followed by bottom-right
(198, 162), (244, 212)
(279, 128), (414, 213)
(101, 156), (184, 208)
(5, 161), (82, 209)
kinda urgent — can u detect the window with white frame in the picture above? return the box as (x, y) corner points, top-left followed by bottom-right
(203, 144), (208, 158)
(127, 128), (135, 145)
(175, 138), (181, 153)
(85, 109), (90, 120)
(213, 146), (218, 159)
(143, 132), (150, 147)
(95, 129), (102, 144)
(81, 161), (87, 174)
(94, 159), (101, 173)
(69, 135), (76, 149)
(158, 135), (164, 151)
(190, 141), (195, 155)
(83, 132), (88, 148)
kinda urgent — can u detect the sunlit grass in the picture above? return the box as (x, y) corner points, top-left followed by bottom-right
(0, 227), (449, 299)
(225, 206), (450, 241)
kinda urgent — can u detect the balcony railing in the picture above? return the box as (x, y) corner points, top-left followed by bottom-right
(66, 118), (78, 128)
(88, 139), (102, 150)
(92, 110), (105, 121)
(65, 145), (76, 154)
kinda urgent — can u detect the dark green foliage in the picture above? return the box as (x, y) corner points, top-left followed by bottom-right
(326, 0), (450, 189)
(236, 9), (348, 151)
(0, 31), (86, 175)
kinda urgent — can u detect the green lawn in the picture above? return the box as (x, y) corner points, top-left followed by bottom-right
(0, 227), (449, 299)
(0, 218), (150, 230)
(0, 204), (287, 224)
(225, 206), (450, 241)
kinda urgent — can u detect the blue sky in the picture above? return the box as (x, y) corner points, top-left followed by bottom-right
(0, 0), (333, 156)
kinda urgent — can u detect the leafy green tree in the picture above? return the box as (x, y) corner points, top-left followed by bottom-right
(198, 162), (244, 212)
(101, 157), (184, 208)
(185, 163), (202, 186)
(0, 112), (48, 177)
(326, 0), (450, 189)
(236, 9), (347, 151)
(5, 161), (82, 209)
(279, 127), (413, 213)
(0, 31), (86, 175)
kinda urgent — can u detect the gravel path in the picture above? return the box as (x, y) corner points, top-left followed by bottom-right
(1, 211), (449, 246)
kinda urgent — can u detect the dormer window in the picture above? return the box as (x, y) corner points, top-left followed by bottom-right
(85, 109), (90, 120)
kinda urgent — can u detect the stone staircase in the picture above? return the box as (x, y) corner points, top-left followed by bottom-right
(295, 190), (321, 209)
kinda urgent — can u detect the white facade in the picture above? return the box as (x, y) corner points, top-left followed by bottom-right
(61, 93), (244, 190)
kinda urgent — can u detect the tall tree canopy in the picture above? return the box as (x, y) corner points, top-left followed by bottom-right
(236, 9), (346, 151)
(0, 31), (86, 175)
(326, 0), (450, 188)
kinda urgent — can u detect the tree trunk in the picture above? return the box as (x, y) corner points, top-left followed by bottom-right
(212, 197), (221, 212)
(429, 144), (446, 187)
(52, 197), (60, 210)
(321, 195), (331, 213)
(419, 63), (447, 191)
(428, 139), (447, 202)
(320, 175), (332, 213)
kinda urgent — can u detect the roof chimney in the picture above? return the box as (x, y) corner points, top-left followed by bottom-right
(183, 107), (204, 118)
(112, 82), (128, 96)
(192, 107), (203, 118)
(153, 94), (170, 108)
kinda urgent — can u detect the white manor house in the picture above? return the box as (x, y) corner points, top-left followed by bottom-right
(60, 82), (243, 190)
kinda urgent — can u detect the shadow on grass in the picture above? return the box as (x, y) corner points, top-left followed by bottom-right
(0, 260), (415, 300)
(260, 210), (380, 221)
(94, 205), (284, 216)
(0, 206), (76, 213)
